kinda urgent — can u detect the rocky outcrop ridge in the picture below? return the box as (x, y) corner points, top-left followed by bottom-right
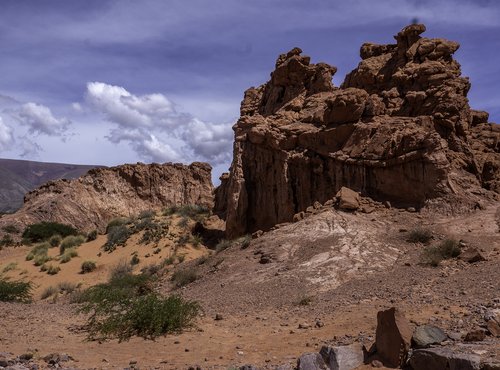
(216, 24), (500, 237)
(0, 162), (213, 234)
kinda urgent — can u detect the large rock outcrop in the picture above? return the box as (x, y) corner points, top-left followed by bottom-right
(216, 24), (500, 237)
(0, 162), (213, 234)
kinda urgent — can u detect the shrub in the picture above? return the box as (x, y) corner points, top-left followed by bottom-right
(238, 235), (252, 249)
(109, 260), (133, 280)
(177, 217), (189, 229)
(177, 234), (190, 246)
(104, 225), (130, 252)
(41, 285), (58, 300)
(298, 295), (313, 306)
(141, 264), (161, 276)
(22, 222), (78, 243)
(215, 239), (232, 253)
(26, 242), (50, 261)
(131, 255), (140, 266)
(0, 234), (15, 248)
(163, 205), (209, 219)
(191, 234), (203, 248)
(49, 234), (62, 247)
(407, 228), (433, 244)
(34, 254), (51, 267)
(162, 256), (175, 266)
(422, 239), (461, 266)
(58, 281), (79, 293)
(60, 248), (78, 263)
(81, 260), (97, 274)
(106, 218), (129, 233)
(46, 265), (61, 275)
(0, 277), (32, 302)
(2, 262), (18, 273)
(138, 210), (155, 219)
(2, 224), (19, 234)
(171, 269), (197, 288)
(138, 221), (167, 244)
(59, 235), (85, 254)
(86, 230), (98, 242)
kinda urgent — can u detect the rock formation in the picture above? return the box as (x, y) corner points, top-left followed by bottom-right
(0, 162), (213, 234)
(216, 24), (500, 237)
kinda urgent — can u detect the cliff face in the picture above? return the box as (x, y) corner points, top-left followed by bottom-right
(0, 162), (213, 233)
(217, 24), (500, 237)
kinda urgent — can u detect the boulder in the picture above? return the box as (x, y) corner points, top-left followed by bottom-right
(375, 307), (413, 367)
(411, 325), (447, 348)
(486, 319), (500, 337)
(336, 187), (360, 211)
(409, 348), (481, 370)
(464, 329), (486, 342)
(297, 353), (328, 370)
(319, 343), (364, 370)
(459, 247), (487, 263)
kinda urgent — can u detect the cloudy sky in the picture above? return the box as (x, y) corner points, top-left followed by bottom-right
(0, 0), (499, 182)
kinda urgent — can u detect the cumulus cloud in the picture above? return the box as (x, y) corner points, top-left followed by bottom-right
(15, 102), (71, 136)
(0, 117), (14, 151)
(86, 82), (233, 165)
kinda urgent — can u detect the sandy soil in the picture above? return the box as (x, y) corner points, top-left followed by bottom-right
(0, 205), (499, 369)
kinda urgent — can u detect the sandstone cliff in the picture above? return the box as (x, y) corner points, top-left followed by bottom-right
(217, 24), (500, 237)
(0, 162), (213, 234)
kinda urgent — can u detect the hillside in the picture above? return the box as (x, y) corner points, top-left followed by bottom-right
(0, 158), (100, 213)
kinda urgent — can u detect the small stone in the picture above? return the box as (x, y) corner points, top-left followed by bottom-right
(464, 329), (486, 342)
(486, 320), (500, 337)
(315, 320), (324, 328)
(459, 247), (487, 263)
(298, 323), (310, 329)
(407, 207), (416, 212)
(371, 360), (384, 368)
(215, 314), (223, 321)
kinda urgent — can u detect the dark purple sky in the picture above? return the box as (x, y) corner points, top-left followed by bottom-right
(0, 0), (499, 181)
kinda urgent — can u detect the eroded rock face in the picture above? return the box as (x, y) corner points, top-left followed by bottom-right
(0, 162), (213, 233)
(217, 24), (500, 237)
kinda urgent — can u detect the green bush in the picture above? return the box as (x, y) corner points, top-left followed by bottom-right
(49, 234), (62, 247)
(80, 292), (199, 341)
(46, 265), (61, 275)
(104, 225), (130, 252)
(86, 230), (98, 242)
(106, 218), (129, 233)
(41, 285), (58, 300)
(59, 235), (85, 254)
(109, 260), (133, 280)
(171, 269), (197, 288)
(0, 277), (32, 302)
(26, 242), (50, 261)
(81, 260), (97, 274)
(138, 210), (155, 219)
(407, 228), (433, 244)
(22, 222), (78, 243)
(163, 205), (209, 219)
(60, 248), (78, 263)
(422, 239), (461, 266)
(238, 235), (252, 249)
(131, 254), (140, 266)
(2, 262), (18, 273)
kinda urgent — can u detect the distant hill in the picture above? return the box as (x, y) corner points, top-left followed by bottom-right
(0, 158), (102, 213)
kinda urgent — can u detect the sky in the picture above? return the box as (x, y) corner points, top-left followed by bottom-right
(0, 0), (499, 183)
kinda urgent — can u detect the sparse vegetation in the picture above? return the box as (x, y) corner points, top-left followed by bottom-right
(109, 260), (133, 280)
(191, 234), (203, 248)
(297, 295), (313, 306)
(45, 264), (61, 275)
(131, 254), (140, 266)
(171, 268), (197, 287)
(162, 256), (176, 266)
(86, 230), (98, 242)
(104, 225), (131, 252)
(75, 270), (200, 341)
(106, 217), (130, 233)
(2, 262), (18, 273)
(238, 234), (252, 249)
(177, 217), (189, 229)
(422, 239), (461, 266)
(59, 235), (85, 254)
(215, 239), (232, 253)
(49, 234), (62, 247)
(26, 242), (50, 262)
(41, 285), (58, 300)
(22, 222), (78, 243)
(138, 210), (155, 219)
(407, 227), (433, 244)
(2, 224), (19, 234)
(81, 261), (97, 274)
(0, 277), (32, 302)
(60, 247), (78, 263)
(42, 281), (79, 300)
(0, 234), (15, 248)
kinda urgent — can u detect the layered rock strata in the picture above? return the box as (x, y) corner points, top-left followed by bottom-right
(217, 24), (500, 237)
(0, 162), (213, 234)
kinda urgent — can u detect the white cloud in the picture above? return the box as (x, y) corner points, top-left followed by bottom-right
(16, 102), (70, 136)
(86, 82), (233, 165)
(0, 117), (14, 151)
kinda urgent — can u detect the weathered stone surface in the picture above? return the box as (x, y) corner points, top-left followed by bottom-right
(297, 353), (328, 370)
(0, 162), (214, 234)
(336, 187), (360, 211)
(459, 247), (487, 263)
(216, 24), (500, 237)
(319, 343), (364, 370)
(409, 347), (481, 370)
(375, 307), (412, 367)
(487, 319), (500, 337)
(411, 325), (447, 348)
(464, 329), (486, 342)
